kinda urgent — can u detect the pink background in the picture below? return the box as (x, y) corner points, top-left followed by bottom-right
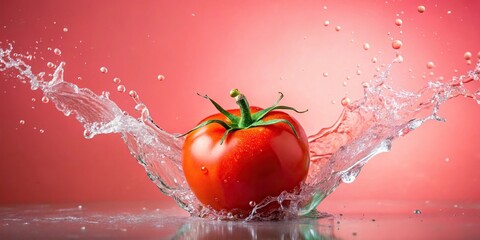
(1, 0), (479, 208)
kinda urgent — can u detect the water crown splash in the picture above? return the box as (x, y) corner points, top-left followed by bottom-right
(1, 43), (479, 220)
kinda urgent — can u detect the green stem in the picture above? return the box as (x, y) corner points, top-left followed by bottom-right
(230, 89), (253, 127)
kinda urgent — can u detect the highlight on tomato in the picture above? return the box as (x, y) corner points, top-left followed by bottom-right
(180, 89), (310, 216)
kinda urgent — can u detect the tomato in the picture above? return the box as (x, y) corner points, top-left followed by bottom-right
(181, 89), (309, 214)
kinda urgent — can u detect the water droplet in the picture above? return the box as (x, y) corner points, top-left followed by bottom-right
(466, 60), (472, 65)
(342, 174), (355, 183)
(113, 77), (121, 84)
(100, 66), (108, 74)
(83, 129), (94, 139)
(395, 55), (404, 63)
(413, 209), (422, 214)
(371, 57), (378, 63)
(343, 81), (347, 86)
(356, 69), (362, 75)
(335, 26), (341, 31)
(447, 10), (452, 14)
(331, 100), (336, 104)
(363, 43), (370, 50)
(116, 85), (126, 93)
(417, 6), (426, 13)
(324, 20), (330, 26)
(157, 74), (165, 81)
(47, 62), (55, 68)
(445, 157), (450, 162)
(395, 18), (403, 26)
(392, 40), (403, 49)
(341, 97), (351, 106)
(129, 90), (139, 100)
(249, 201), (256, 207)
(41, 96), (50, 103)
(31, 98), (36, 102)
(63, 27), (68, 32)
(19, 120), (25, 125)
(191, 13), (196, 17)
(81, 226), (86, 230)
(464, 51), (472, 60)
(77, 76), (82, 81)
(134, 103), (146, 111)
(426, 61), (435, 69)
(78, 205), (83, 209)
(201, 166), (208, 174)
(53, 48), (62, 56)
(323, 72), (329, 77)
(39, 129), (45, 133)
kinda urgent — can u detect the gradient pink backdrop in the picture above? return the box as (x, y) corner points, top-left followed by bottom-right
(1, 0), (479, 208)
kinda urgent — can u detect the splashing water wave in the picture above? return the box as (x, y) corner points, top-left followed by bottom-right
(1, 43), (479, 220)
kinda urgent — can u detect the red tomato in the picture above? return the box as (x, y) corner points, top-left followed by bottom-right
(181, 90), (309, 214)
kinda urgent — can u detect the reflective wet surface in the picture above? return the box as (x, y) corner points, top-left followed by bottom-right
(1, 200), (479, 239)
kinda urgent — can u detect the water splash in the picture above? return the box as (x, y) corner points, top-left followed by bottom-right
(1, 43), (479, 220)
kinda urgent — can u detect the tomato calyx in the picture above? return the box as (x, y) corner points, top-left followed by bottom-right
(178, 89), (307, 144)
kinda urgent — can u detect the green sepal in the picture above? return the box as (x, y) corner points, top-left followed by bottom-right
(219, 128), (236, 145)
(251, 92), (308, 121)
(178, 89), (306, 145)
(249, 119), (300, 138)
(197, 93), (240, 124)
(176, 119), (231, 138)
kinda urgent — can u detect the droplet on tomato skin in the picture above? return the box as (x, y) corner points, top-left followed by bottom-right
(157, 74), (165, 81)
(417, 6), (426, 13)
(249, 201), (256, 207)
(19, 120), (25, 125)
(413, 209), (422, 214)
(335, 26), (341, 31)
(324, 20), (330, 26)
(201, 166), (208, 174)
(113, 77), (121, 84)
(392, 40), (403, 49)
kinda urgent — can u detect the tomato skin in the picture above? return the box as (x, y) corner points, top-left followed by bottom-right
(182, 106), (309, 212)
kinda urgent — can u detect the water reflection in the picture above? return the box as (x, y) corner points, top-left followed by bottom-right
(172, 215), (337, 240)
